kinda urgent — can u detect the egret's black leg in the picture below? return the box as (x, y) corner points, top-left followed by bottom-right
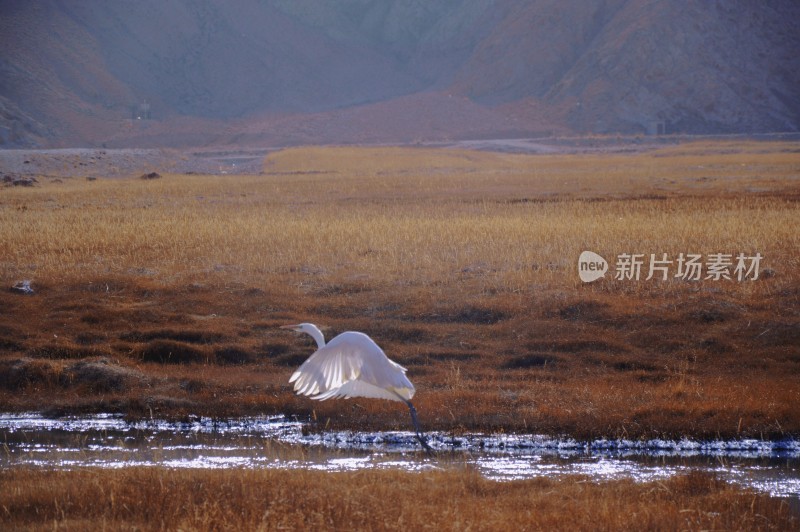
(406, 400), (434, 455)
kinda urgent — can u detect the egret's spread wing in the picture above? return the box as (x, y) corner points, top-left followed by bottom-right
(289, 343), (359, 397)
(314, 378), (402, 401)
(290, 331), (415, 402)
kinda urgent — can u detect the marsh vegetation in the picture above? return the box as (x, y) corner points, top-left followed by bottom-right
(1, 141), (797, 438)
(1, 140), (798, 528)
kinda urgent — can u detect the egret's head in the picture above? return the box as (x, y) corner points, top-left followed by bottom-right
(280, 323), (314, 334)
(280, 323), (325, 348)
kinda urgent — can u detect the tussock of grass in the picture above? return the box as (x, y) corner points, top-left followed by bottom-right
(0, 468), (795, 530)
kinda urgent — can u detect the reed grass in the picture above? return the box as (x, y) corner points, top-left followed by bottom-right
(2, 143), (797, 294)
(1, 467), (795, 531)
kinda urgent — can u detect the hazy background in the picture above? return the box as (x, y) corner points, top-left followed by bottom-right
(1, 0), (798, 148)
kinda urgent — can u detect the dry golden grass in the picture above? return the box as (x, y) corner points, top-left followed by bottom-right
(1, 467), (796, 531)
(2, 144), (798, 290)
(0, 140), (798, 438)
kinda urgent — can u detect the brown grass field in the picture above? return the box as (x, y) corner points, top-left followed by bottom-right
(1, 468), (797, 531)
(1, 140), (799, 529)
(1, 140), (797, 438)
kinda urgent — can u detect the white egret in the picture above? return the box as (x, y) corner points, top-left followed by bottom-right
(281, 323), (433, 453)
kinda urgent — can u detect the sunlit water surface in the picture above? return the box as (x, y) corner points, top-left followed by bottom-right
(2, 414), (798, 500)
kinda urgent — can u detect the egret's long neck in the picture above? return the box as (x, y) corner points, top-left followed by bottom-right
(304, 325), (326, 349)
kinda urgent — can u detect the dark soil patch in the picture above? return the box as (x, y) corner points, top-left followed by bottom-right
(74, 333), (105, 345)
(373, 325), (430, 343)
(526, 339), (627, 354)
(262, 342), (313, 366)
(686, 300), (742, 323)
(689, 309), (732, 323)
(0, 336), (23, 352)
(276, 353), (309, 367)
(179, 379), (205, 393)
(611, 360), (659, 372)
(312, 283), (372, 297)
(421, 306), (507, 324)
(257, 343), (290, 358)
(698, 337), (733, 354)
(121, 329), (226, 344)
(751, 320), (800, 347)
(581, 353), (660, 372)
(408, 351), (478, 364)
(424, 351), (478, 362)
(29, 344), (111, 359)
(503, 354), (560, 369)
(214, 346), (255, 365)
(138, 340), (212, 364)
(557, 300), (612, 322)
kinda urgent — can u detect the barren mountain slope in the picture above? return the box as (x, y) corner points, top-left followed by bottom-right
(1, 0), (798, 147)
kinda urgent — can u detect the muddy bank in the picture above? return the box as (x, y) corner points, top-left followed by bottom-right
(0, 147), (272, 178)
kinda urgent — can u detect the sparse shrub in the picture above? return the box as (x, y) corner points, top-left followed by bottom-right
(28, 344), (107, 359)
(504, 354), (558, 369)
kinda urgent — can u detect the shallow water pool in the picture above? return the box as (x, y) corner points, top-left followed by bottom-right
(2, 413), (798, 501)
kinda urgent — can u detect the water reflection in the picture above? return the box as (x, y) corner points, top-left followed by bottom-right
(2, 413), (798, 499)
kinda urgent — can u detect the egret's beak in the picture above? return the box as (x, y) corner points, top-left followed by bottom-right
(280, 324), (301, 331)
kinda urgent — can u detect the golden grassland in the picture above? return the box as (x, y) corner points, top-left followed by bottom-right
(2, 142), (798, 286)
(1, 468), (797, 531)
(1, 141), (799, 530)
(0, 140), (798, 439)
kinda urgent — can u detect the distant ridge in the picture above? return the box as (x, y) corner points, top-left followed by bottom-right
(1, 0), (798, 147)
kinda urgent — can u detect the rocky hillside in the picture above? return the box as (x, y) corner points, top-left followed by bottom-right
(1, 0), (798, 147)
